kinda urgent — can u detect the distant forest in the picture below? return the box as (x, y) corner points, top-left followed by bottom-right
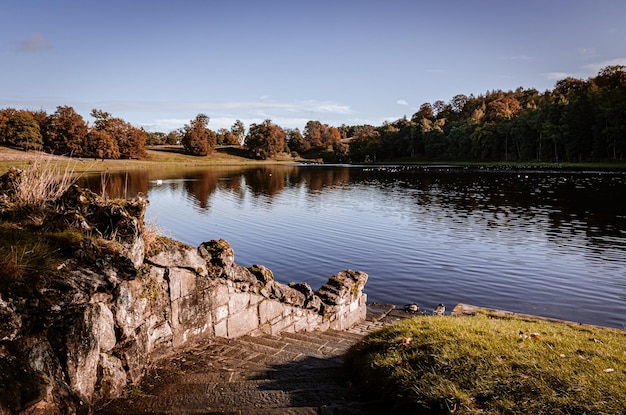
(1, 66), (624, 163)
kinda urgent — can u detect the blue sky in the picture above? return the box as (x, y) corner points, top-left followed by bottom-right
(1, 0), (625, 133)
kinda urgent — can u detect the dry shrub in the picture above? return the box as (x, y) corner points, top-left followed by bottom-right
(0, 256), (24, 282)
(142, 220), (166, 256)
(12, 157), (78, 209)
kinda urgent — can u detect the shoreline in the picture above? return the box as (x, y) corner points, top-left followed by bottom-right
(370, 302), (625, 332)
(0, 145), (299, 174)
(3, 144), (626, 175)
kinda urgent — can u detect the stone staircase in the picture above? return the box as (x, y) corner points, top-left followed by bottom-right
(94, 304), (405, 415)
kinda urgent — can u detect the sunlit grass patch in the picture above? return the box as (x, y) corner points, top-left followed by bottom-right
(344, 312), (626, 414)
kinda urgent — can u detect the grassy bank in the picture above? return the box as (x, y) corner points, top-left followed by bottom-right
(344, 312), (626, 414)
(3, 145), (625, 175)
(0, 145), (299, 174)
(371, 159), (626, 170)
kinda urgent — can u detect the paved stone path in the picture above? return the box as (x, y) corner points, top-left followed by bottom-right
(95, 304), (410, 415)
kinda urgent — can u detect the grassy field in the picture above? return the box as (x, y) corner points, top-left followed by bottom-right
(0, 145), (299, 174)
(0, 146), (626, 174)
(3, 145), (625, 175)
(344, 312), (626, 414)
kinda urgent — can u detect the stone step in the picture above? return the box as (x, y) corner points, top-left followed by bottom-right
(98, 404), (365, 415)
(235, 331), (362, 362)
(94, 306), (406, 415)
(311, 328), (365, 343)
(150, 374), (347, 395)
(97, 383), (365, 414)
(147, 364), (345, 395)
(281, 330), (363, 350)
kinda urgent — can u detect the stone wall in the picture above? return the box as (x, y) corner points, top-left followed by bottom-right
(0, 182), (368, 415)
(119, 238), (368, 382)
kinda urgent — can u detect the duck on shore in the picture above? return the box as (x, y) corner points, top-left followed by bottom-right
(403, 303), (420, 313)
(433, 303), (445, 315)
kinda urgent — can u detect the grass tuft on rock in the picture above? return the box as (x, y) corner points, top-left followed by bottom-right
(6, 157), (77, 210)
(344, 312), (626, 414)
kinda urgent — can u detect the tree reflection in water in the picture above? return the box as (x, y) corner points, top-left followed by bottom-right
(78, 166), (626, 329)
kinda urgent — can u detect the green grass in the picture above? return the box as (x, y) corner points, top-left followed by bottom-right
(344, 312), (626, 414)
(0, 222), (83, 297)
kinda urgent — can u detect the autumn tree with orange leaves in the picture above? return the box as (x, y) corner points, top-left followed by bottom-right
(245, 120), (285, 159)
(181, 114), (216, 156)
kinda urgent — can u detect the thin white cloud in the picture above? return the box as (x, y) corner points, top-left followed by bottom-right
(0, 97), (355, 133)
(314, 103), (351, 114)
(584, 58), (626, 76)
(97, 99), (352, 115)
(543, 72), (579, 81)
(149, 115), (349, 133)
(149, 118), (189, 131)
(542, 58), (626, 83)
(14, 33), (52, 52)
(544, 58), (626, 83)
(396, 99), (409, 106)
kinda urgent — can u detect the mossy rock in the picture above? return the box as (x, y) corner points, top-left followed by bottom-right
(0, 167), (22, 196)
(249, 264), (275, 285)
(199, 239), (234, 267)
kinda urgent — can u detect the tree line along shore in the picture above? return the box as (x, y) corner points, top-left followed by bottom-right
(1, 65), (624, 167)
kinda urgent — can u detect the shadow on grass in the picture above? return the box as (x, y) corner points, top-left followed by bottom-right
(216, 146), (253, 158)
(149, 145), (256, 159)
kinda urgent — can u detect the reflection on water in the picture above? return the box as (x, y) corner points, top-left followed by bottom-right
(79, 166), (626, 329)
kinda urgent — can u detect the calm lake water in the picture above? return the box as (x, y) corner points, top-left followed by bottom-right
(79, 165), (626, 329)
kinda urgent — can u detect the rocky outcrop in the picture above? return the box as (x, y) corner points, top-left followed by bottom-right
(0, 172), (368, 415)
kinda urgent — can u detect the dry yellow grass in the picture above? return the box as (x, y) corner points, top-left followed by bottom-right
(3, 157), (78, 210)
(0, 145), (298, 175)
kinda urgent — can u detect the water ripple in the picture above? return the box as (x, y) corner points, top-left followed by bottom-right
(92, 166), (626, 329)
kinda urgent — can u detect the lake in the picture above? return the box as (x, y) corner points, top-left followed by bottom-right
(79, 165), (626, 329)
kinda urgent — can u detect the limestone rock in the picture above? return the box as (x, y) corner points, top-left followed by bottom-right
(264, 282), (306, 307)
(0, 177), (370, 413)
(117, 232), (145, 269)
(114, 268), (169, 338)
(66, 303), (117, 401)
(0, 294), (21, 341)
(200, 240), (257, 285)
(50, 185), (147, 270)
(0, 168), (21, 214)
(147, 238), (208, 277)
(198, 239), (233, 267)
(96, 354), (127, 400)
(0, 167), (21, 196)
(289, 282), (322, 312)
(316, 269), (368, 313)
(249, 264), (275, 285)
(0, 352), (52, 414)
